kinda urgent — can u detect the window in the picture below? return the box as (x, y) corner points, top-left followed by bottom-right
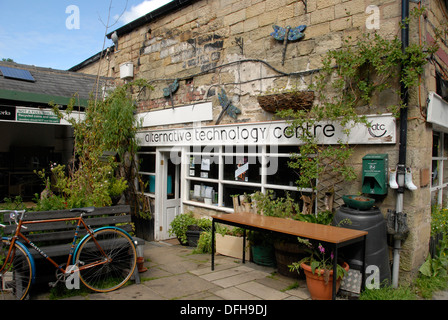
(138, 147), (156, 195)
(436, 71), (448, 103)
(431, 132), (448, 206)
(184, 144), (315, 212)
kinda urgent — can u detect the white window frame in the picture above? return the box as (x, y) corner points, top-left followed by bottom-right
(431, 131), (448, 206)
(183, 144), (315, 213)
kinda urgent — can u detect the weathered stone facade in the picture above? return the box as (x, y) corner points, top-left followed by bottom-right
(73, 0), (448, 284)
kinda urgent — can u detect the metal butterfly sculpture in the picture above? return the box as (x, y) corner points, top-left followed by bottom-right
(271, 25), (306, 65)
(216, 89), (241, 125)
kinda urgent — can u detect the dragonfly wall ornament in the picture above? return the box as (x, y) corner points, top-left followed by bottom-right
(216, 89), (241, 125)
(270, 25), (306, 65)
(163, 79), (179, 108)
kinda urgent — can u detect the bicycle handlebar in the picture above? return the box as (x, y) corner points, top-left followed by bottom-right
(0, 210), (27, 228)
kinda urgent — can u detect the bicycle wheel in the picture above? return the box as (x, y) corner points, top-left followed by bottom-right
(0, 240), (33, 300)
(75, 228), (137, 292)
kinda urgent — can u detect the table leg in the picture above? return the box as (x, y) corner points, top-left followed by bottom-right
(360, 235), (367, 293)
(211, 219), (215, 271)
(242, 229), (246, 264)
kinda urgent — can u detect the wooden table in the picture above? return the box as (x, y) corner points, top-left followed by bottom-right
(211, 212), (368, 300)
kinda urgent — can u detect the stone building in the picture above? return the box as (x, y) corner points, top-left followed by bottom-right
(71, 0), (448, 286)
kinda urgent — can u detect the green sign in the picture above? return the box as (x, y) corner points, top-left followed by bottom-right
(16, 109), (60, 124)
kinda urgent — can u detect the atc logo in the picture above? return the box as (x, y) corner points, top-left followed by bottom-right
(368, 122), (387, 138)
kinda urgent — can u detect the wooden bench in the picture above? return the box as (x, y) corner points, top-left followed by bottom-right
(211, 212), (368, 300)
(2, 204), (145, 286)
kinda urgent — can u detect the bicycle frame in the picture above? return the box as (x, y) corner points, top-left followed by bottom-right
(1, 213), (109, 276)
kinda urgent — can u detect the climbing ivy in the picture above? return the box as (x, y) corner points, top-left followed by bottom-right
(277, 17), (438, 193)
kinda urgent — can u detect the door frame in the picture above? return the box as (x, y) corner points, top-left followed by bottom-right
(154, 147), (183, 240)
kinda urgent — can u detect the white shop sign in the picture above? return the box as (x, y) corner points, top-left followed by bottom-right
(137, 114), (396, 146)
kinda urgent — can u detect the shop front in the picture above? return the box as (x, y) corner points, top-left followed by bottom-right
(0, 106), (85, 200)
(136, 107), (396, 241)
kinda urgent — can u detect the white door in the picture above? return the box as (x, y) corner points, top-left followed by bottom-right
(156, 149), (182, 240)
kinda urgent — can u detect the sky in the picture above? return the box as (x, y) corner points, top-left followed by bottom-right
(0, 0), (172, 70)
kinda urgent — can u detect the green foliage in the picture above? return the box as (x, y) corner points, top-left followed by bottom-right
(431, 206), (448, 236)
(277, 30), (431, 192)
(289, 237), (348, 283)
(419, 235), (448, 278)
(168, 212), (197, 245)
(35, 80), (153, 213)
(193, 230), (213, 254)
(0, 196), (25, 211)
(168, 212), (213, 245)
(251, 190), (300, 218)
(360, 284), (417, 300)
(250, 190), (333, 224)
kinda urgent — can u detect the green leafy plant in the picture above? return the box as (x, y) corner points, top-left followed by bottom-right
(419, 235), (448, 278)
(276, 29), (432, 194)
(34, 80), (153, 215)
(289, 237), (348, 284)
(431, 206), (448, 236)
(251, 190), (300, 218)
(250, 190), (334, 224)
(168, 212), (197, 245)
(193, 230), (213, 254)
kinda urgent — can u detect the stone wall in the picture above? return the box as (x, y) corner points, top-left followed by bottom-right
(72, 0), (448, 283)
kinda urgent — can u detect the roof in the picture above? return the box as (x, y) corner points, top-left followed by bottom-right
(69, 46), (115, 72)
(0, 61), (112, 108)
(70, 0), (197, 72)
(105, 0), (197, 40)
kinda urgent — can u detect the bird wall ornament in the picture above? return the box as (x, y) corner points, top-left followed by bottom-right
(270, 25), (306, 65)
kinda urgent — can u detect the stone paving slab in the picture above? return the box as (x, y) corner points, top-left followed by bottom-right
(30, 239), (448, 303)
(236, 281), (290, 300)
(213, 286), (262, 300)
(31, 240), (312, 301)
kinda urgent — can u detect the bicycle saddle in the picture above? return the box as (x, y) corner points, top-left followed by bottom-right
(70, 207), (95, 213)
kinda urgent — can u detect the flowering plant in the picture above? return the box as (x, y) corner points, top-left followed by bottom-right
(289, 237), (348, 284)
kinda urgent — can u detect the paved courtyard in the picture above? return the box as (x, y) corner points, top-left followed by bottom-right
(32, 239), (311, 300)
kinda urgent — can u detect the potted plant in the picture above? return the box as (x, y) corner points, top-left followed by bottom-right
(248, 230), (276, 267)
(215, 225), (249, 260)
(289, 237), (349, 300)
(169, 212), (196, 245)
(186, 217), (212, 247)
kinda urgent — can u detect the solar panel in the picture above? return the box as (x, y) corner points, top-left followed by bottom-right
(0, 66), (35, 82)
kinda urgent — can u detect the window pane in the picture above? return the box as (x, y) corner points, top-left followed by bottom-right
(444, 160), (448, 185)
(223, 155), (261, 183)
(139, 174), (155, 194)
(433, 132), (440, 157)
(222, 184), (261, 209)
(189, 155), (219, 179)
(267, 145), (299, 154)
(139, 153), (155, 173)
(188, 181), (218, 204)
(432, 159), (439, 186)
(266, 156), (298, 186)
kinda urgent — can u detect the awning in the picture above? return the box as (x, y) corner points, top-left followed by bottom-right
(427, 91), (448, 132)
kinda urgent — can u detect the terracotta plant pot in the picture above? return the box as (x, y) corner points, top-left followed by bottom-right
(301, 262), (350, 300)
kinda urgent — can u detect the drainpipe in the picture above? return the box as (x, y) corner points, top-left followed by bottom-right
(392, 0), (409, 288)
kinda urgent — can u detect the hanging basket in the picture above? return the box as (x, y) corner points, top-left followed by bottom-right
(257, 91), (314, 113)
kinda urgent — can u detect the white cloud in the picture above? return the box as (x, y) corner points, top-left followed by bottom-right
(117, 0), (173, 25)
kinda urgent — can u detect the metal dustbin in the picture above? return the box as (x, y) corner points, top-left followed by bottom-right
(333, 206), (391, 293)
